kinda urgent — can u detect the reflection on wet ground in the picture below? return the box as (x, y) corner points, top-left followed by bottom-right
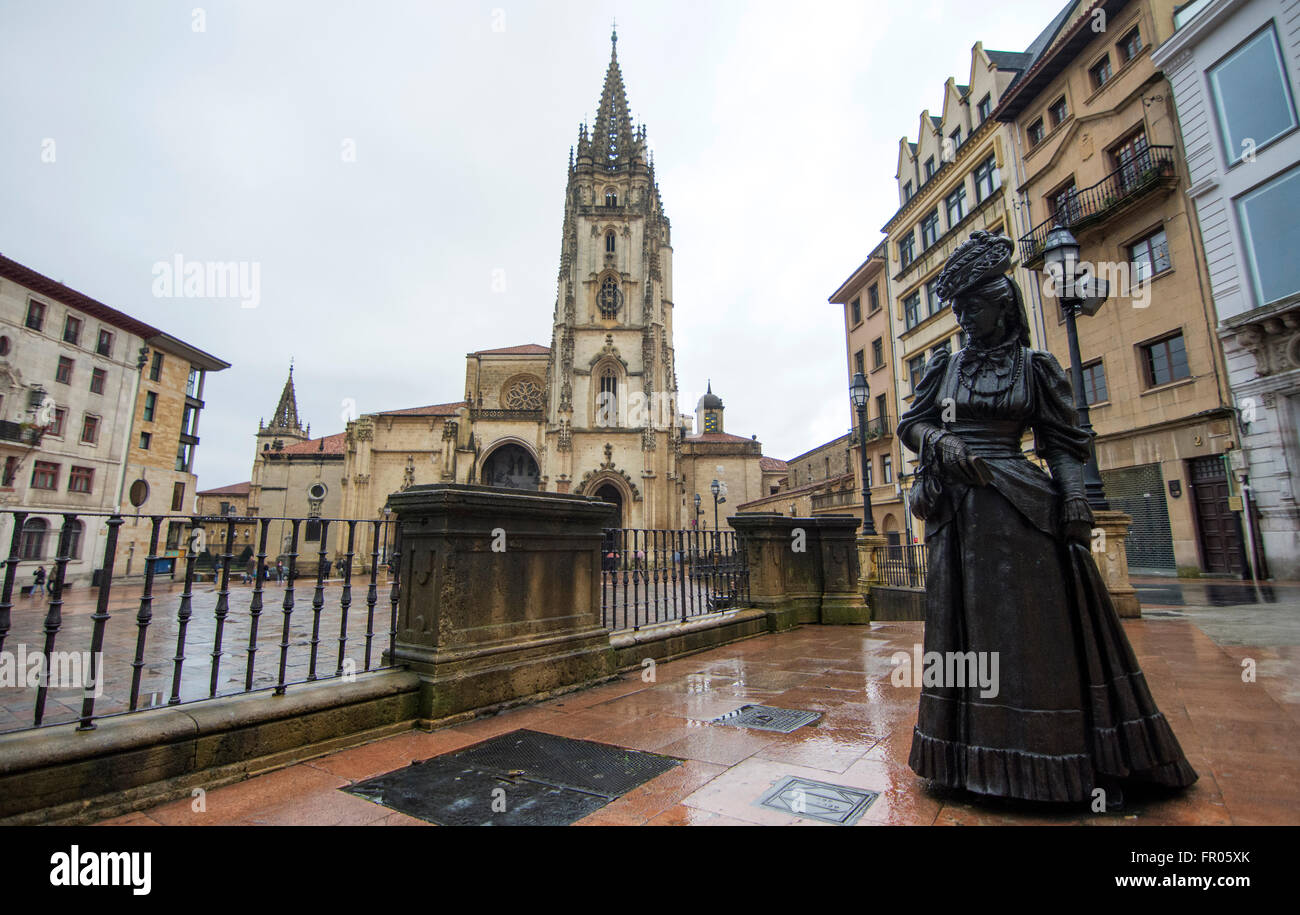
(1130, 577), (1300, 648)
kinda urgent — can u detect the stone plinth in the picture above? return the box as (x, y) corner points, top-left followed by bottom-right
(818, 515), (869, 624)
(1092, 509), (1141, 619)
(386, 484), (617, 721)
(856, 533), (888, 587)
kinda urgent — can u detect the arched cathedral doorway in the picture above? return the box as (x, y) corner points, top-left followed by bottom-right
(594, 483), (624, 529)
(481, 443), (540, 490)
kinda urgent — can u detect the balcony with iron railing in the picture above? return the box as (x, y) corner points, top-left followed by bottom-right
(1018, 145), (1178, 267)
(853, 413), (891, 443)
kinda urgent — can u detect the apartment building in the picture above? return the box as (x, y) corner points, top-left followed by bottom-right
(1152, 0), (1300, 579)
(995, 0), (1239, 575)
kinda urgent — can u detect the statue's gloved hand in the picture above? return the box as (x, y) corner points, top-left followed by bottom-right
(933, 433), (989, 486)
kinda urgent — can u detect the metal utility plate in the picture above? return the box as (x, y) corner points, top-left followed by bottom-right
(709, 704), (821, 733)
(344, 729), (680, 826)
(757, 776), (878, 825)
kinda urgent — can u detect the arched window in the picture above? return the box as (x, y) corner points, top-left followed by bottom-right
(65, 520), (84, 560)
(598, 276), (621, 319)
(19, 518), (48, 560)
(605, 231), (616, 254)
(604, 187), (618, 206)
(597, 367), (618, 427)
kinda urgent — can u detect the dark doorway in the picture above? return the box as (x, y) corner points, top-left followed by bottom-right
(481, 444), (540, 490)
(594, 483), (624, 529)
(1189, 455), (1246, 576)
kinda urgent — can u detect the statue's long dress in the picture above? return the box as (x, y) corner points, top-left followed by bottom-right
(898, 346), (1198, 802)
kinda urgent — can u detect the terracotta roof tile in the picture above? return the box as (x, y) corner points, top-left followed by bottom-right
(759, 456), (789, 471)
(197, 481), (251, 496)
(279, 432), (347, 455)
(687, 432), (760, 444)
(376, 401), (466, 417)
(470, 344), (550, 356)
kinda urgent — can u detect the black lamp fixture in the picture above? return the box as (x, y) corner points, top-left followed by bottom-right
(1041, 224), (1110, 510)
(709, 478), (723, 539)
(693, 491), (702, 529)
(850, 371), (878, 535)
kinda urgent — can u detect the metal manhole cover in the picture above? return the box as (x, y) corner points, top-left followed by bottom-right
(344, 729), (680, 825)
(710, 704), (821, 733)
(757, 776), (878, 825)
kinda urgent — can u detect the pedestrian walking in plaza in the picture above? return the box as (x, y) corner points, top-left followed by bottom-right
(32, 565), (46, 597)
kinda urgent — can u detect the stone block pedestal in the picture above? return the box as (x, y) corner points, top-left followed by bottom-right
(1092, 509), (1141, 619)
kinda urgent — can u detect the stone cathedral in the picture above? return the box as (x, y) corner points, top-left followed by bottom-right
(321, 32), (783, 549)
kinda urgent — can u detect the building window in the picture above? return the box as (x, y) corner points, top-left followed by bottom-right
(1130, 228), (1172, 283)
(96, 329), (113, 357)
(1081, 359), (1108, 405)
(181, 404), (195, 436)
(864, 458), (873, 488)
(69, 465), (94, 494)
(930, 341), (951, 360)
(1048, 96), (1069, 128)
(945, 185), (967, 226)
(26, 300), (46, 331)
(1111, 128), (1150, 191)
(1090, 55), (1112, 90)
(850, 297), (861, 325)
(90, 367), (106, 395)
(139, 431), (152, 450)
(920, 210), (940, 249)
(898, 232), (915, 268)
(604, 188), (618, 206)
(32, 461), (59, 491)
(172, 481), (186, 512)
(65, 520), (84, 559)
(304, 520), (322, 542)
(1118, 26), (1143, 64)
(1140, 332), (1190, 387)
(56, 356), (73, 384)
(1049, 180), (1078, 225)
(2, 456), (16, 487)
(598, 276), (621, 318)
(605, 231), (615, 254)
(903, 180), (913, 202)
(977, 94), (992, 124)
(175, 442), (192, 473)
(908, 354), (926, 392)
(926, 278), (944, 316)
(903, 292), (922, 329)
(872, 338), (884, 369)
(924, 156), (936, 180)
(1027, 118), (1045, 147)
(63, 315), (83, 345)
(48, 408), (66, 437)
(187, 368), (199, 397)
(875, 393), (888, 423)
(1209, 24), (1298, 167)
(150, 351), (164, 381)
(881, 455), (893, 484)
(80, 414), (99, 444)
(949, 127), (962, 153)
(867, 284), (880, 313)
(143, 391), (157, 422)
(973, 154), (1000, 202)
(1237, 163), (1300, 306)
(19, 518), (48, 560)
(598, 367), (617, 422)
(854, 349), (865, 376)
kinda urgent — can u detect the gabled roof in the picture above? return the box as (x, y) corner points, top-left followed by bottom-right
(469, 344), (550, 356)
(198, 481), (251, 496)
(759, 456), (789, 472)
(376, 401), (466, 417)
(687, 432), (759, 444)
(279, 431), (346, 456)
(994, 0), (1102, 120)
(986, 49), (1033, 71)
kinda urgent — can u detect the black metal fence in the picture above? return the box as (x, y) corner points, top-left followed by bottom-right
(600, 529), (751, 632)
(0, 509), (401, 734)
(873, 543), (927, 589)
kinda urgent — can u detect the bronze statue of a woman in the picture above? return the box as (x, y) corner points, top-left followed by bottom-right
(898, 230), (1197, 804)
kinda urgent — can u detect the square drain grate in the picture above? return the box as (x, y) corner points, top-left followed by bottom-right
(709, 704), (821, 733)
(757, 776), (878, 825)
(344, 729), (680, 826)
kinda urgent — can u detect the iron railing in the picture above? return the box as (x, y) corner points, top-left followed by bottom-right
(811, 488), (859, 511)
(1018, 145), (1177, 265)
(0, 509), (401, 734)
(873, 543), (927, 589)
(600, 529), (751, 632)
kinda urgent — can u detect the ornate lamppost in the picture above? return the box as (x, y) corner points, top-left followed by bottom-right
(850, 372), (878, 535)
(709, 478), (723, 541)
(1041, 225), (1110, 510)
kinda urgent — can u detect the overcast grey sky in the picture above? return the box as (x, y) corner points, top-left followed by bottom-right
(0, 0), (1064, 489)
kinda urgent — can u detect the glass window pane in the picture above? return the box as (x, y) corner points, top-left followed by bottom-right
(1210, 26), (1298, 164)
(1238, 163), (1300, 306)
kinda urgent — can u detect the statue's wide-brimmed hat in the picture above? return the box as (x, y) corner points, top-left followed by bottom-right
(935, 231), (1015, 303)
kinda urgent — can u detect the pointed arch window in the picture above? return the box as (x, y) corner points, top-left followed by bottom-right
(598, 276), (622, 319)
(604, 188), (618, 206)
(598, 367), (618, 426)
(605, 231), (616, 254)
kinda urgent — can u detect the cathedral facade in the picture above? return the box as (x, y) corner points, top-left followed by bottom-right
(214, 34), (782, 567)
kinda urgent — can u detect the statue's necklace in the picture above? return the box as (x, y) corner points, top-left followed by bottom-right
(957, 340), (1022, 394)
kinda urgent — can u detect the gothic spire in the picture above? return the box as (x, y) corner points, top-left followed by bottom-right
(270, 362), (302, 431)
(590, 27), (638, 169)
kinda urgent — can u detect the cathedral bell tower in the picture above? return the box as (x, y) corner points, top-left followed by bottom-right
(543, 29), (682, 529)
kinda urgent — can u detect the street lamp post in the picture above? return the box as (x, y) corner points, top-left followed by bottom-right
(709, 478), (722, 542)
(693, 492), (702, 529)
(850, 372), (878, 535)
(1042, 224), (1110, 510)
